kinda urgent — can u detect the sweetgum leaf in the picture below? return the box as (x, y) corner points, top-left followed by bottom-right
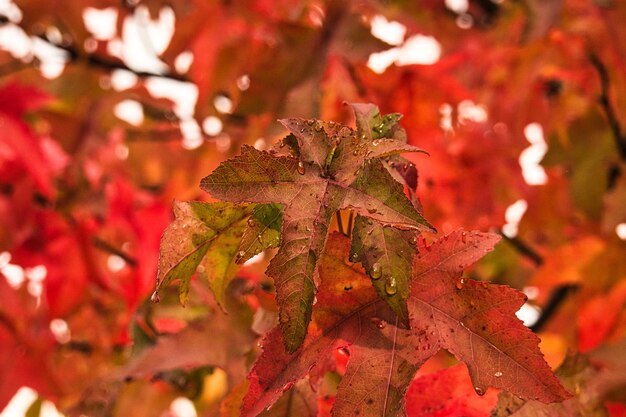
(201, 145), (433, 352)
(409, 230), (571, 403)
(405, 363), (498, 417)
(156, 201), (252, 305)
(121, 317), (255, 383)
(258, 380), (317, 417)
(350, 216), (417, 326)
(236, 203), (283, 264)
(242, 232), (568, 416)
(241, 233), (433, 417)
(280, 104), (426, 186)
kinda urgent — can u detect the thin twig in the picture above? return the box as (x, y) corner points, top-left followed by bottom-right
(589, 52), (626, 161)
(92, 237), (138, 267)
(499, 232), (544, 266)
(530, 284), (579, 333)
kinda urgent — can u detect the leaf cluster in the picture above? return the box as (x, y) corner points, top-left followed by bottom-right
(157, 104), (569, 416)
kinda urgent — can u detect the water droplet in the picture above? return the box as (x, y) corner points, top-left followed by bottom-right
(337, 346), (349, 356)
(461, 231), (467, 243)
(352, 149), (359, 156)
(306, 119), (314, 126)
(247, 218), (257, 227)
(235, 250), (246, 264)
(300, 127), (306, 133)
(350, 253), (360, 263)
(328, 121), (336, 127)
(279, 141), (285, 148)
(474, 386), (485, 396)
(370, 262), (382, 280)
(372, 139), (382, 147)
(297, 161), (306, 175)
(314, 122), (323, 132)
(409, 236), (417, 245)
(150, 291), (160, 303)
(494, 371), (503, 378)
(456, 277), (465, 290)
(385, 277), (397, 296)
(257, 234), (264, 244)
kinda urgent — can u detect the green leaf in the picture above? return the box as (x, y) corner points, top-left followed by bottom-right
(236, 203), (283, 264)
(156, 201), (252, 306)
(350, 215), (417, 326)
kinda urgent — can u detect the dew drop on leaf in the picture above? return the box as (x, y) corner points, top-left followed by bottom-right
(494, 371), (503, 378)
(456, 277), (465, 290)
(370, 262), (382, 280)
(297, 161), (306, 175)
(235, 250), (246, 264)
(474, 386), (485, 396)
(247, 218), (256, 227)
(337, 346), (350, 356)
(409, 235), (417, 245)
(150, 291), (160, 303)
(350, 253), (360, 263)
(461, 231), (467, 243)
(385, 276), (397, 296)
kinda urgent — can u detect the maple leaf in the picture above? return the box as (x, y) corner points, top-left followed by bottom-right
(122, 317), (255, 383)
(241, 231), (569, 416)
(409, 230), (570, 403)
(405, 363), (498, 417)
(240, 233), (434, 417)
(157, 201), (262, 306)
(201, 107), (434, 352)
(346, 103), (423, 326)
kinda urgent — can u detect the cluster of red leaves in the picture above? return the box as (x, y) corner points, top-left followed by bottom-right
(1, 0), (626, 416)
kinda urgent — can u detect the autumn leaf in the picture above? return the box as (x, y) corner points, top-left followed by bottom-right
(350, 216), (417, 326)
(492, 341), (626, 417)
(405, 363), (499, 417)
(201, 108), (434, 352)
(347, 103), (423, 325)
(410, 230), (570, 403)
(156, 201), (253, 306)
(122, 317), (255, 383)
(240, 233), (434, 417)
(242, 230), (569, 416)
(236, 203), (283, 264)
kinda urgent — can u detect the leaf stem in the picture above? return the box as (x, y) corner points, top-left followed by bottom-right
(346, 210), (354, 238)
(336, 211), (345, 236)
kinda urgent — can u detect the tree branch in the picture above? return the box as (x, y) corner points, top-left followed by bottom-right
(499, 232), (544, 266)
(589, 52), (626, 161)
(92, 237), (138, 267)
(530, 283), (579, 333)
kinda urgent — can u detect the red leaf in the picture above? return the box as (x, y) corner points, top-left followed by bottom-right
(410, 230), (570, 403)
(405, 364), (499, 417)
